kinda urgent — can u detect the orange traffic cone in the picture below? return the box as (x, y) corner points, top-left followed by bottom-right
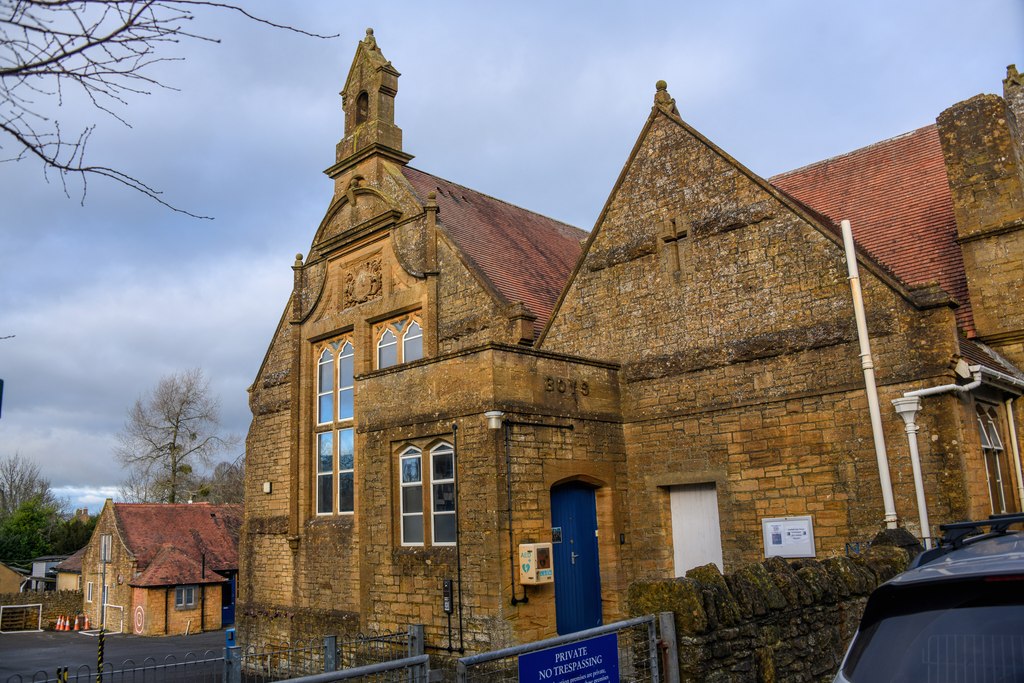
(84, 614), (91, 630)
(73, 615), (80, 631)
(56, 616), (63, 631)
(61, 615), (68, 631)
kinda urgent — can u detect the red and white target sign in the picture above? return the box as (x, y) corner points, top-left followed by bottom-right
(134, 605), (145, 634)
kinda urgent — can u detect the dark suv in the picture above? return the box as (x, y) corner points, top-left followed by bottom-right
(835, 514), (1024, 682)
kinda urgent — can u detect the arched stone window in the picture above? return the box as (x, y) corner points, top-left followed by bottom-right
(355, 91), (369, 125)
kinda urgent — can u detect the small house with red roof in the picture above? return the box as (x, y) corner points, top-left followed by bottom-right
(240, 30), (1024, 650)
(82, 500), (241, 636)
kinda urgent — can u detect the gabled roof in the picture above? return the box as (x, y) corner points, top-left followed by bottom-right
(401, 166), (587, 336)
(55, 547), (85, 574)
(113, 503), (241, 579)
(771, 125), (973, 335)
(129, 545), (227, 587)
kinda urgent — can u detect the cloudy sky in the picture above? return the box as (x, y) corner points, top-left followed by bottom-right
(1, 1), (1021, 513)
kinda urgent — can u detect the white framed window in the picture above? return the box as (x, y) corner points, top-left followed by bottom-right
(431, 443), (456, 545)
(86, 581), (93, 602)
(338, 342), (354, 421)
(316, 432), (333, 515)
(317, 348), (335, 424)
(399, 441), (456, 547)
(375, 316), (424, 369)
(400, 447), (424, 545)
(977, 403), (1013, 514)
(338, 427), (354, 514)
(314, 338), (357, 516)
(100, 534), (112, 562)
(174, 585), (197, 609)
(403, 321), (423, 363)
(377, 329), (398, 369)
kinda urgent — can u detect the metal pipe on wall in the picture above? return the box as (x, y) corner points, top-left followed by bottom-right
(841, 219), (898, 529)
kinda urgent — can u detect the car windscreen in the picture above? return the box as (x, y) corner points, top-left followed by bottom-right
(842, 576), (1024, 682)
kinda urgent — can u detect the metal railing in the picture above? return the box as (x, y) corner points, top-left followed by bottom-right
(228, 626), (424, 683)
(5, 650), (225, 683)
(243, 655), (430, 683)
(456, 615), (666, 683)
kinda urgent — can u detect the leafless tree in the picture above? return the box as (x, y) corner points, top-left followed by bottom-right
(0, 453), (62, 519)
(1, 1), (334, 215)
(115, 367), (237, 503)
(196, 452), (243, 503)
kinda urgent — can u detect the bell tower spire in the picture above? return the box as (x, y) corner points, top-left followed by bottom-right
(330, 28), (412, 177)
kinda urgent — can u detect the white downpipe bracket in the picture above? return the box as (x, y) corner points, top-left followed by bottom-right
(891, 397), (932, 547)
(842, 219), (898, 529)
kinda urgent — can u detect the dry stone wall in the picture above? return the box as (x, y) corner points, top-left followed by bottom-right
(628, 545), (910, 682)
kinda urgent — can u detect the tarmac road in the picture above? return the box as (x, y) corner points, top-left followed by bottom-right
(0, 628), (226, 679)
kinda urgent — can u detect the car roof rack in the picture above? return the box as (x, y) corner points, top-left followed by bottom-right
(911, 513), (1024, 568)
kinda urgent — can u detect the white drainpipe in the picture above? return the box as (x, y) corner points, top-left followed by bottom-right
(893, 363), (1024, 546)
(842, 219), (898, 529)
(1006, 397), (1024, 510)
(891, 371), (982, 548)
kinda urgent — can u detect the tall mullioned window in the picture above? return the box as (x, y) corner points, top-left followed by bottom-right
(315, 339), (356, 515)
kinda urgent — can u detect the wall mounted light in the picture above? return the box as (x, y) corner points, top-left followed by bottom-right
(484, 411), (504, 430)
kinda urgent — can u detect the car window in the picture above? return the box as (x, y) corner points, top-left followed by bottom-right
(842, 578), (1024, 682)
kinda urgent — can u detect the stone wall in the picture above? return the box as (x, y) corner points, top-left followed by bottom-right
(628, 545), (910, 682)
(0, 590), (83, 630)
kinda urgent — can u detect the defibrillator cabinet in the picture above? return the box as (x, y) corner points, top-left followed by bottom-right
(519, 543), (554, 584)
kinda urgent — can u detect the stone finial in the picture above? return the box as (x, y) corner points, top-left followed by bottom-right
(1006, 64), (1022, 88)
(294, 253), (304, 267)
(363, 27), (379, 52)
(654, 80), (679, 116)
(1003, 64), (1024, 138)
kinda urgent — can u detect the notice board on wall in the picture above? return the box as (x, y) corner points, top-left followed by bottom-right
(761, 515), (816, 558)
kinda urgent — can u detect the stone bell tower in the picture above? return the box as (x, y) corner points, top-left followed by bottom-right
(331, 28), (411, 172)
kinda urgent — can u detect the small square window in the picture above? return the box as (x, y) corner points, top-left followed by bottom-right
(175, 585), (197, 609)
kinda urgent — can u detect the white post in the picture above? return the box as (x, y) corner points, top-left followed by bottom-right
(842, 219), (898, 529)
(892, 397), (931, 547)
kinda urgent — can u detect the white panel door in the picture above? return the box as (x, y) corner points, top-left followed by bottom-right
(670, 483), (724, 575)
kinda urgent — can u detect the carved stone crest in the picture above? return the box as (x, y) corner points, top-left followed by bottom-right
(343, 259), (383, 308)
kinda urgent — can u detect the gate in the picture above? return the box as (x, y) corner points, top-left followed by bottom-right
(456, 614), (673, 683)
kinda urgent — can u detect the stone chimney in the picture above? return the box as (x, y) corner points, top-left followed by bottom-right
(936, 82), (1024, 358)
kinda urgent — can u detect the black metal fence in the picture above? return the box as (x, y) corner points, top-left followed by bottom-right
(228, 626), (424, 683)
(4, 650), (224, 683)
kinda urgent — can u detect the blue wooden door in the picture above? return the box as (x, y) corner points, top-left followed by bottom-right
(221, 573), (236, 625)
(551, 482), (602, 634)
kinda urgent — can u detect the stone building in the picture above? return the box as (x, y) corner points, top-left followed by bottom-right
(240, 31), (1024, 649)
(81, 500), (241, 636)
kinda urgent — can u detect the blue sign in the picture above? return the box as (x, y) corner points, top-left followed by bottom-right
(517, 632), (618, 683)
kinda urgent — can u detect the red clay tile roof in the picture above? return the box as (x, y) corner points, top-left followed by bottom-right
(771, 125), (974, 336)
(129, 545), (227, 587)
(401, 166), (587, 337)
(55, 547), (84, 573)
(958, 336), (1022, 378)
(113, 503), (241, 581)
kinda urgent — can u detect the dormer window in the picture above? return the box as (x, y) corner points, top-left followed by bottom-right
(355, 91), (369, 125)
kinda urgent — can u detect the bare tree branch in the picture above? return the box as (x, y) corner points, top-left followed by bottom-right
(1, 1), (337, 215)
(115, 367), (239, 503)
